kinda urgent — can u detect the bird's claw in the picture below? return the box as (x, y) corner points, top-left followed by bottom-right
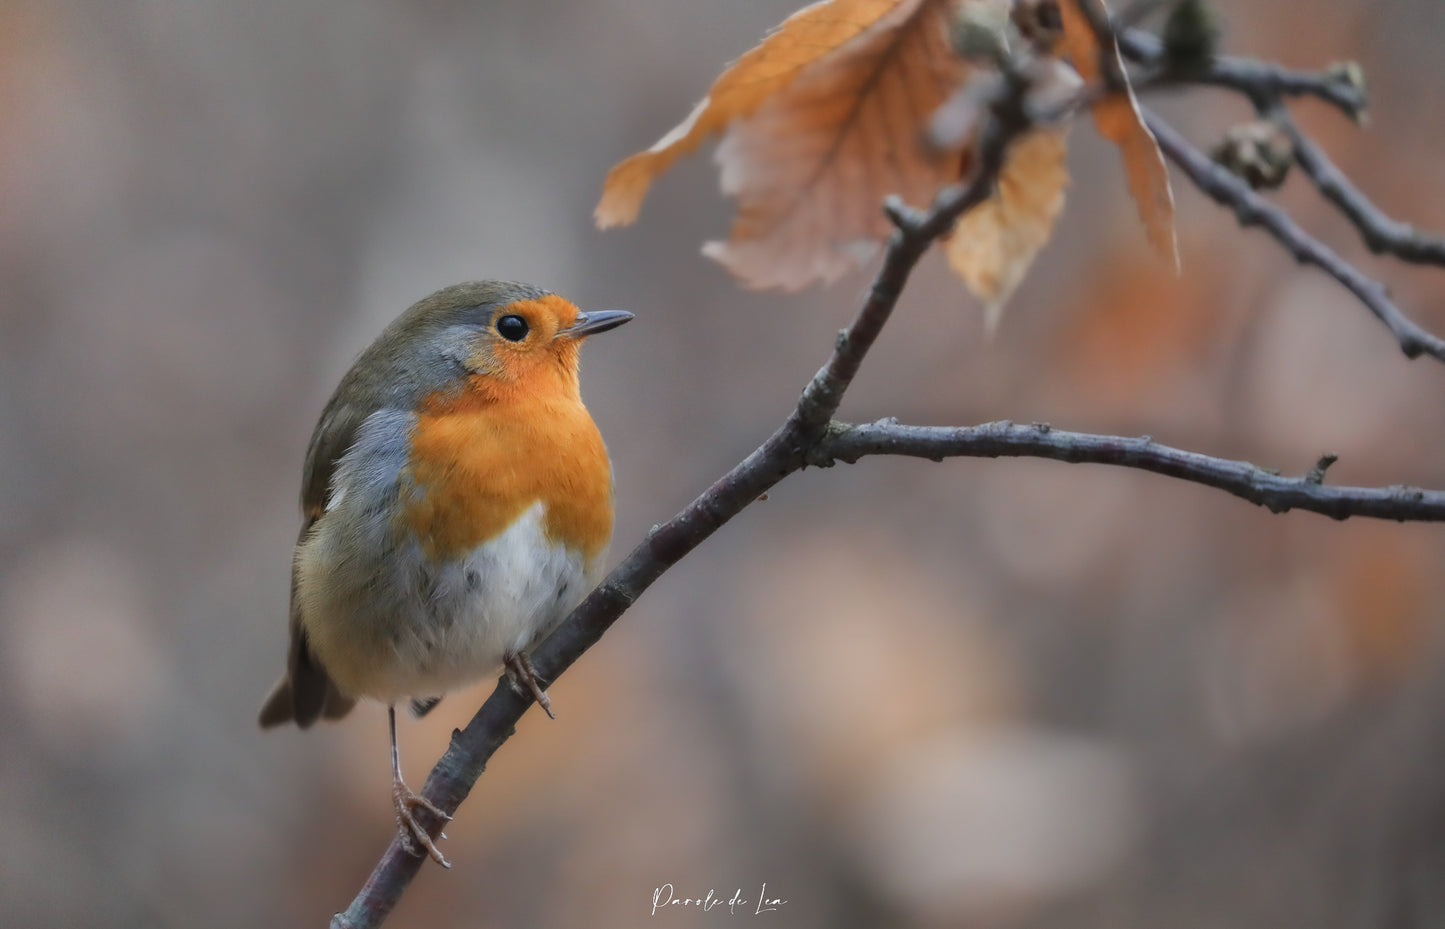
(504, 652), (555, 719)
(392, 779), (452, 869)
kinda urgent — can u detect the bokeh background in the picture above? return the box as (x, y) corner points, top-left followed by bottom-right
(3, 1), (1445, 926)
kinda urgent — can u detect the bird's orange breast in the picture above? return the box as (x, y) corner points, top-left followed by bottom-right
(399, 374), (614, 563)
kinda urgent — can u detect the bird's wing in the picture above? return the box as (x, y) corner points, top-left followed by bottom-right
(260, 388), (378, 729)
(301, 392), (371, 517)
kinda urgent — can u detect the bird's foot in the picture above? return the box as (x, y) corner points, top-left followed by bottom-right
(504, 652), (555, 719)
(392, 777), (453, 869)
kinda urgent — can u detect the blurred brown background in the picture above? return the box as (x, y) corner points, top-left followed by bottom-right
(3, 1), (1445, 926)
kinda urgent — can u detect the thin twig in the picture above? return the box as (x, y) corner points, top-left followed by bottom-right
(1120, 23), (1445, 343)
(1265, 105), (1445, 267)
(817, 420), (1445, 522)
(1119, 28), (1368, 118)
(1124, 23), (1445, 269)
(1145, 109), (1445, 364)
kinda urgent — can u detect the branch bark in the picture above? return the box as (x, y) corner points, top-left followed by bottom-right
(1119, 27), (1368, 118)
(816, 419), (1445, 522)
(1123, 25), (1445, 268)
(1144, 110), (1445, 364)
(1121, 24), (1445, 353)
(1268, 104), (1445, 268)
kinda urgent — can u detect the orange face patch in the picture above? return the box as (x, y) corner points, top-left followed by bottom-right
(507, 294), (581, 331)
(467, 294), (584, 385)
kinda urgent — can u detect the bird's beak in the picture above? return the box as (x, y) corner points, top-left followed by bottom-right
(559, 309), (634, 338)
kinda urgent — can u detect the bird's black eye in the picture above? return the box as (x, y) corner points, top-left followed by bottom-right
(496, 314), (529, 342)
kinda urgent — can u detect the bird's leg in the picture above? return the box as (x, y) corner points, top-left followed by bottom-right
(503, 652), (555, 719)
(388, 704), (453, 868)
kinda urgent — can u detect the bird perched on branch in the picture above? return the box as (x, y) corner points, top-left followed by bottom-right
(258, 280), (632, 867)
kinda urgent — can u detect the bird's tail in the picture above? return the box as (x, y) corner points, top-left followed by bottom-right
(258, 674), (357, 729)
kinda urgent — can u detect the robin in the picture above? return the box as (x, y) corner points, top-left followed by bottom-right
(258, 280), (632, 867)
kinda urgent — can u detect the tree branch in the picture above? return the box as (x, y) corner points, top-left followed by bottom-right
(1123, 27), (1445, 270)
(815, 419), (1445, 522)
(1144, 110), (1445, 365)
(1265, 105), (1445, 268)
(1119, 27), (1368, 118)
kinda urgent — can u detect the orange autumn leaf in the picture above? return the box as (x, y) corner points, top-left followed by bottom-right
(1058, 0), (1179, 270)
(944, 128), (1070, 330)
(596, 0), (1153, 302)
(701, 0), (968, 289)
(594, 0), (904, 229)
(597, 0), (971, 291)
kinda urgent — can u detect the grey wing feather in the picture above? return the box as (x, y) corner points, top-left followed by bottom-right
(269, 393), (378, 727)
(301, 398), (367, 516)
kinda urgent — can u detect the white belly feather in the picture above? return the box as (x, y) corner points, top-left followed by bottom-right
(432, 501), (591, 677)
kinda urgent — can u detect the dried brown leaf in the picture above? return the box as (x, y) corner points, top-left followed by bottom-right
(598, 0), (1086, 299)
(595, 0), (904, 228)
(703, 0), (969, 289)
(1058, 0), (1179, 270)
(944, 128), (1070, 329)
